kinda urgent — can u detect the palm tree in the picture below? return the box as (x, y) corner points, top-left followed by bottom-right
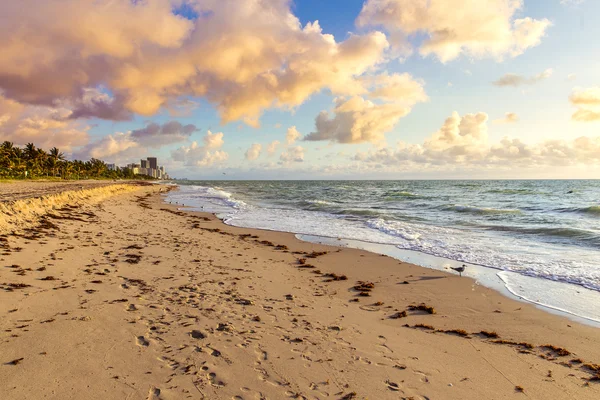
(48, 147), (65, 177)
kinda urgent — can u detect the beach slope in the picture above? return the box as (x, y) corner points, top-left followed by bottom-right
(1, 184), (599, 399)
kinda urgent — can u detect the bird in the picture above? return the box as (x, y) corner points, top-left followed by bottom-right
(451, 264), (466, 277)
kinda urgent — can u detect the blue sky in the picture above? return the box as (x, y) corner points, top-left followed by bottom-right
(2, 0), (599, 179)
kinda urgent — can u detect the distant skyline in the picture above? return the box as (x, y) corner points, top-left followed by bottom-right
(1, 0), (599, 179)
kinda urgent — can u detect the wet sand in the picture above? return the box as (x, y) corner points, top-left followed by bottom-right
(1, 183), (599, 399)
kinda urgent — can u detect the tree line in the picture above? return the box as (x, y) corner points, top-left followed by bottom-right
(0, 141), (151, 180)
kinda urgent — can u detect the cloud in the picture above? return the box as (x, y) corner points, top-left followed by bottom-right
(280, 146), (305, 163)
(0, 0), (390, 127)
(245, 143), (262, 160)
(561, 0), (586, 6)
(130, 121), (199, 147)
(356, 0), (551, 63)
(493, 112), (519, 124)
(364, 73), (428, 104)
(203, 130), (225, 149)
(171, 131), (228, 167)
(0, 93), (89, 150)
(567, 74), (577, 81)
(74, 119), (202, 161)
(267, 140), (281, 155)
(304, 96), (412, 144)
(355, 111), (600, 168)
(493, 69), (553, 87)
(74, 132), (140, 161)
(570, 87), (600, 122)
(64, 88), (132, 121)
(286, 126), (301, 145)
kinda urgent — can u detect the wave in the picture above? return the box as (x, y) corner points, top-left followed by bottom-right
(366, 218), (422, 241)
(383, 190), (419, 199)
(486, 189), (539, 195)
(480, 224), (600, 245)
(440, 204), (522, 215)
(204, 187), (247, 209)
(556, 206), (600, 216)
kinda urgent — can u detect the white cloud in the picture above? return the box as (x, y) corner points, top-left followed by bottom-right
(493, 112), (519, 124)
(364, 73), (428, 104)
(267, 140), (281, 155)
(0, 0), (391, 131)
(286, 126), (301, 145)
(74, 132), (139, 161)
(172, 145), (228, 167)
(203, 130), (225, 149)
(493, 69), (553, 87)
(245, 143), (262, 160)
(280, 146), (305, 163)
(171, 130), (228, 167)
(355, 111), (600, 168)
(567, 74), (577, 81)
(356, 0), (551, 63)
(570, 87), (600, 122)
(0, 93), (89, 150)
(130, 121), (199, 147)
(304, 96), (412, 144)
(561, 0), (586, 6)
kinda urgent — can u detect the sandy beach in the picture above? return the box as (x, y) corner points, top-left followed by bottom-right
(1, 183), (599, 400)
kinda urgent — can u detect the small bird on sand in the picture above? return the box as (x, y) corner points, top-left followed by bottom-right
(451, 264), (466, 277)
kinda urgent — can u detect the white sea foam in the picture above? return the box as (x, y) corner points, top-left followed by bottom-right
(366, 218), (421, 241)
(168, 182), (600, 297)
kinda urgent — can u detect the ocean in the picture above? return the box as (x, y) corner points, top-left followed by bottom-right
(166, 180), (600, 322)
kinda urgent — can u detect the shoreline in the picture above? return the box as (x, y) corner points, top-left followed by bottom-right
(166, 185), (600, 328)
(1, 183), (599, 399)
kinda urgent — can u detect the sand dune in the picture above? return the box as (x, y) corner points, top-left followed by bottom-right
(0, 185), (599, 399)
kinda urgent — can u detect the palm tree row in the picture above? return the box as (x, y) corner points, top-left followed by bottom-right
(0, 141), (143, 180)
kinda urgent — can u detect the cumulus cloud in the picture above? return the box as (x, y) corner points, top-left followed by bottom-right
(493, 112), (519, 124)
(267, 140), (281, 155)
(0, 0), (390, 128)
(0, 93), (89, 150)
(245, 143), (262, 160)
(355, 111), (600, 168)
(493, 69), (553, 87)
(570, 87), (600, 122)
(74, 119), (202, 161)
(171, 131), (228, 167)
(280, 146), (305, 163)
(364, 73), (428, 104)
(130, 121), (199, 147)
(74, 132), (140, 161)
(304, 96), (412, 144)
(286, 126), (301, 145)
(203, 130), (225, 149)
(356, 0), (551, 63)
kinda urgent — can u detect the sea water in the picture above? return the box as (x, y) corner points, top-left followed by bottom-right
(166, 180), (600, 323)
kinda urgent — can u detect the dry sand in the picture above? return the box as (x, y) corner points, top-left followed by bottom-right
(1, 183), (599, 399)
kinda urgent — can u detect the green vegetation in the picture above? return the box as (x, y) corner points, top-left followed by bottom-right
(0, 141), (152, 181)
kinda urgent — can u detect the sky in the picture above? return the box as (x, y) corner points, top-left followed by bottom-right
(0, 0), (599, 179)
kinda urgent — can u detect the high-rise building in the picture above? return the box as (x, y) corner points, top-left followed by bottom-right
(140, 159), (148, 168)
(147, 157), (157, 169)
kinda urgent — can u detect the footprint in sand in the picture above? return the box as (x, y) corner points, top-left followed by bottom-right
(208, 372), (226, 388)
(147, 387), (161, 400)
(386, 380), (401, 392)
(136, 336), (150, 347)
(127, 304), (138, 311)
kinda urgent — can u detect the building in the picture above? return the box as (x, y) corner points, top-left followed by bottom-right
(107, 163), (117, 171)
(117, 157), (170, 180)
(147, 157), (157, 170)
